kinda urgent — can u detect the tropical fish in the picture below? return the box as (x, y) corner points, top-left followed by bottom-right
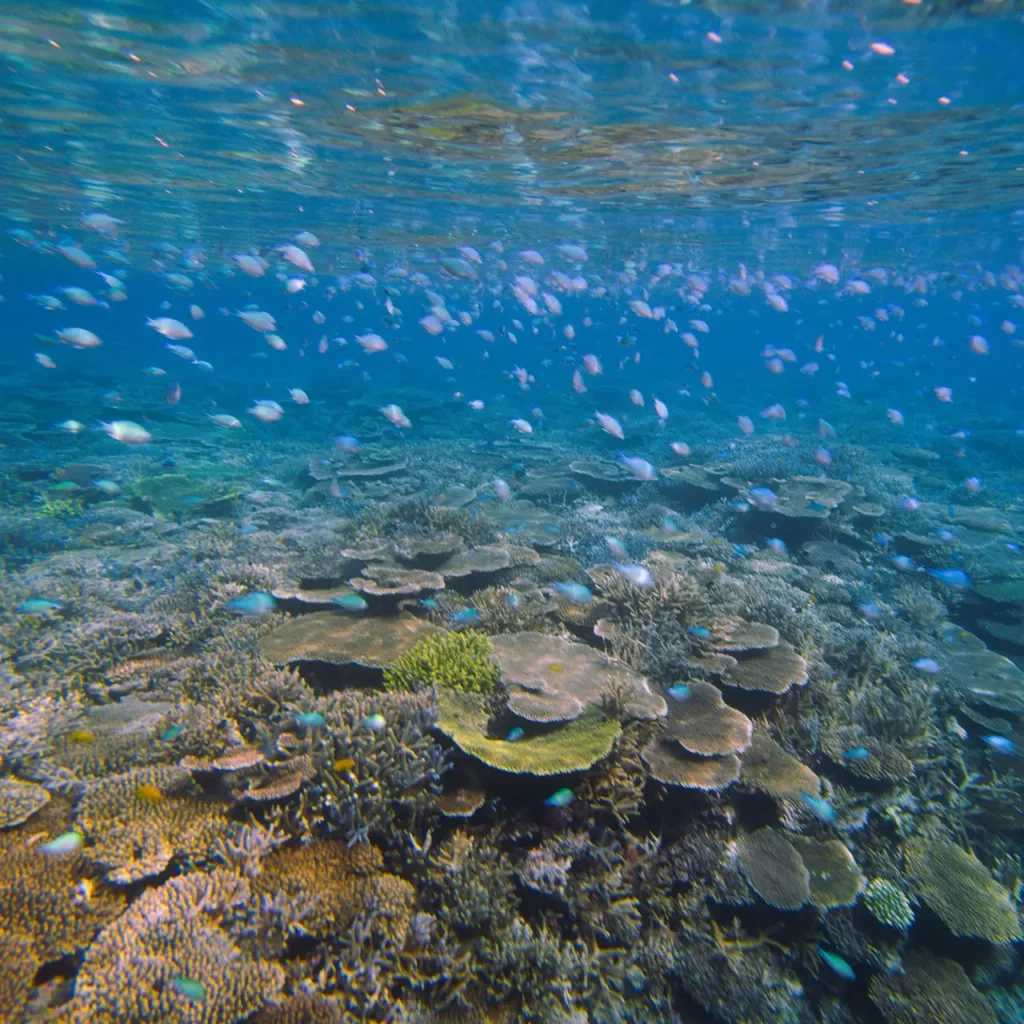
(171, 978), (207, 1002)
(100, 421), (152, 445)
(360, 713), (386, 732)
(225, 592), (277, 616)
(544, 788), (574, 808)
(982, 735), (1015, 754)
(666, 684), (690, 701)
(17, 599), (62, 615)
(911, 657), (941, 674)
(553, 583), (593, 604)
(39, 831), (85, 856)
(296, 712), (326, 728)
(800, 792), (836, 823)
(333, 594), (369, 612)
(506, 727), (525, 742)
(927, 568), (971, 589)
(818, 948), (855, 981)
(449, 608), (482, 624)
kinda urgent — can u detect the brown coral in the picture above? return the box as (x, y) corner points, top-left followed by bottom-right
(735, 827), (810, 910)
(905, 834), (1022, 942)
(489, 632), (666, 723)
(74, 765), (231, 884)
(869, 950), (997, 1024)
(68, 869), (283, 1023)
(740, 728), (820, 800)
(252, 841), (414, 946)
(0, 778), (50, 829)
(260, 612), (444, 668)
(723, 642), (809, 695)
(661, 680), (752, 757)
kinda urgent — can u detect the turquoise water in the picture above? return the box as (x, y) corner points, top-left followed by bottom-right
(2, 2), (1024, 1022)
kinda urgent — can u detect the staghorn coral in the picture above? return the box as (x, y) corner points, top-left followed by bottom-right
(383, 630), (500, 695)
(429, 830), (517, 937)
(0, 932), (37, 1023)
(905, 833), (1022, 942)
(869, 950), (997, 1024)
(74, 764), (232, 884)
(273, 689), (447, 847)
(66, 869), (283, 1023)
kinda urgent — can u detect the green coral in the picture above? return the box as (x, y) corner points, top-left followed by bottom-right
(864, 878), (915, 930)
(382, 630), (499, 695)
(37, 496), (82, 518)
(435, 690), (621, 775)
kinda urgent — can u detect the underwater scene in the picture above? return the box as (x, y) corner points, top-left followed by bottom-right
(3, 0), (1024, 1021)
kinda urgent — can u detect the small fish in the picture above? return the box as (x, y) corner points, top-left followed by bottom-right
(68, 729), (95, 744)
(505, 592), (521, 609)
(595, 411), (624, 439)
(333, 757), (356, 772)
(296, 712), (326, 728)
(818, 948), (855, 982)
(911, 657), (941, 674)
(333, 594), (368, 612)
(39, 831), (84, 856)
(360, 713), (386, 733)
(449, 608), (482, 625)
(982, 735), (1016, 754)
(613, 563), (654, 587)
(928, 568), (971, 589)
(379, 403), (411, 428)
(333, 435), (361, 453)
(171, 978), (207, 1002)
(553, 582), (593, 604)
(618, 452), (658, 481)
(899, 496), (921, 511)
(56, 419), (85, 434)
(746, 487), (777, 511)
(890, 555), (915, 571)
(418, 598), (439, 610)
(800, 792), (836, 823)
(604, 536), (628, 560)
(544, 788), (574, 808)
(100, 420), (152, 445)
(135, 784), (165, 803)
(226, 592), (277, 616)
(842, 746), (871, 761)
(688, 626), (711, 639)
(17, 598), (62, 615)
(57, 327), (102, 349)
(765, 538), (787, 555)
(208, 413), (242, 429)
(288, 387), (310, 405)
(666, 684), (691, 701)
(506, 727), (525, 742)
(147, 317), (193, 340)
(160, 724), (184, 742)
(510, 417), (533, 434)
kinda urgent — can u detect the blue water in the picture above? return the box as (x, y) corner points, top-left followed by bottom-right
(3, 2), (1024, 1022)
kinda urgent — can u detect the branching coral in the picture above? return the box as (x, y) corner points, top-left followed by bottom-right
(383, 630), (500, 695)
(67, 869), (283, 1023)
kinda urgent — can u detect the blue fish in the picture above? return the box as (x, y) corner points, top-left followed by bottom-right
(746, 486), (777, 511)
(506, 727), (525, 742)
(731, 543), (750, 557)
(982, 735), (1016, 755)
(818, 948), (855, 982)
(889, 555), (915, 572)
(666, 684), (691, 701)
(160, 724), (184, 742)
(296, 712), (326, 728)
(17, 598), (62, 615)
(688, 626), (711, 639)
(171, 978), (207, 1002)
(927, 568), (971, 589)
(765, 538), (787, 555)
(842, 746), (871, 760)
(553, 583), (593, 605)
(418, 598), (439, 610)
(449, 608), (481, 625)
(226, 592), (277, 616)
(873, 534), (892, 545)
(333, 594), (369, 612)
(857, 601), (881, 621)
(544, 788), (574, 808)
(911, 657), (941, 674)
(806, 501), (827, 513)
(800, 792), (836, 823)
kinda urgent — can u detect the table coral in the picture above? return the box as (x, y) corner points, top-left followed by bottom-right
(905, 834), (1022, 942)
(869, 950), (997, 1024)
